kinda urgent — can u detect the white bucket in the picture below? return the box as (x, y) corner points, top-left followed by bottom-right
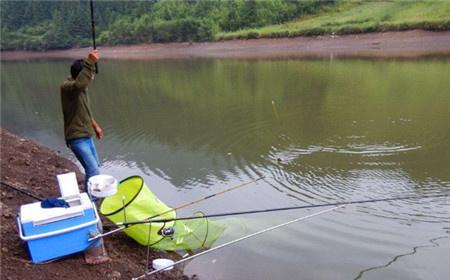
(152, 258), (174, 271)
(57, 172), (80, 198)
(88, 174), (118, 198)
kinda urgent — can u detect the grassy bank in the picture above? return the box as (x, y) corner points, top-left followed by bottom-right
(216, 1), (450, 40)
(2, 1), (450, 50)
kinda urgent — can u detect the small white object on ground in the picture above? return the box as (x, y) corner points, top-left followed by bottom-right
(152, 258), (174, 271)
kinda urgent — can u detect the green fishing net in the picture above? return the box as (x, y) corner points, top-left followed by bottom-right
(100, 176), (224, 250)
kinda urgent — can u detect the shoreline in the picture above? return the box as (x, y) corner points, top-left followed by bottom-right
(2, 30), (450, 61)
(0, 128), (186, 280)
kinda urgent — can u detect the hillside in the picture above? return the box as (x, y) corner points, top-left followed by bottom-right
(1, 0), (449, 51)
(216, 1), (450, 40)
(0, 0), (331, 50)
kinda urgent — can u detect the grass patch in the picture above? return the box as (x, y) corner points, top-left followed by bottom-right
(215, 1), (450, 40)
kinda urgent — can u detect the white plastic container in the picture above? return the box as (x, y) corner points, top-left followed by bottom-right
(152, 258), (174, 271)
(88, 174), (118, 198)
(57, 172), (80, 198)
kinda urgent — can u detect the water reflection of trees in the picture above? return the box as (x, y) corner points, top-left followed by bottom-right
(3, 59), (450, 190)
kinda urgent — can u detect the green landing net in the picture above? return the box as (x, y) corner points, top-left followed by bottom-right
(100, 176), (225, 251)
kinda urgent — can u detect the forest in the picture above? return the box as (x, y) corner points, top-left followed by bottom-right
(0, 0), (333, 50)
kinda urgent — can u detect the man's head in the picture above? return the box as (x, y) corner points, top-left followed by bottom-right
(70, 59), (84, 79)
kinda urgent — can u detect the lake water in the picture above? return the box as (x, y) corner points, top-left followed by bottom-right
(2, 58), (450, 280)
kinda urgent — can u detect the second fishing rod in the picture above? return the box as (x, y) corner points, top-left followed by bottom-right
(118, 192), (450, 226)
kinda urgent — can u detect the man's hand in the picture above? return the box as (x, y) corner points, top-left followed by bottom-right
(88, 50), (99, 63)
(92, 118), (103, 140)
(94, 125), (103, 140)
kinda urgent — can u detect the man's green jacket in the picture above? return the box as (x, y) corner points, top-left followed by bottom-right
(60, 58), (96, 141)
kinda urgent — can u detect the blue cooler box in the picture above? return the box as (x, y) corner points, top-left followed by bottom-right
(18, 193), (99, 263)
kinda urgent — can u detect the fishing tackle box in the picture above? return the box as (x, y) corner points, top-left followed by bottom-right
(17, 192), (99, 263)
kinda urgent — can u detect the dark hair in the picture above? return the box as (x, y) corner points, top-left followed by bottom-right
(70, 59), (84, 79)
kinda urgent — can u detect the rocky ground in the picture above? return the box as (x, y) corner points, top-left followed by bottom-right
(0, 128), (190, 280)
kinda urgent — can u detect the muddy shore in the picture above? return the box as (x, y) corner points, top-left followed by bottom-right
(2, 30), (450, 61)
(0, 128), (189, 280)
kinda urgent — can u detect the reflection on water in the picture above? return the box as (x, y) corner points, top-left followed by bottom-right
(2, 58), (450, 279)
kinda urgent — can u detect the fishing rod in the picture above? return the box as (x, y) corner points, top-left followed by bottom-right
(132, 205), (345, 279)
(89, 0), (98, 73)
(120, 192), (450, 226)
(88, 177), (264, 241)
(145, 176), (264, 221)
(1, 181), (43, 201)
(132, 192), (449, 279)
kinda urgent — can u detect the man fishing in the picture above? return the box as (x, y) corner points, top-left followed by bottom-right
(61, 50), (102, 193)
(60, 50), (110, 264)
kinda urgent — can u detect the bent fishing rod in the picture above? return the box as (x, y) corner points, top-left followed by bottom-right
(90, 0), (98, 73)
(132, 205), (345, 280)
(120, 192), (450, 226)
(88, 177), (264, 241)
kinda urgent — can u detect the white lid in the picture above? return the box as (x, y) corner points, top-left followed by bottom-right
(152, 258), (174, 271)
(20, 193), (93, 225)
(57, 172), (80, 197)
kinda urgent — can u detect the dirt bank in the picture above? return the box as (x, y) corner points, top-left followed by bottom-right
(0, 128), (189, 280)
(2, 30), (450, 61)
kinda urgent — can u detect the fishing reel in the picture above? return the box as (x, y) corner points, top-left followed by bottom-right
(158, 226), (175, 239)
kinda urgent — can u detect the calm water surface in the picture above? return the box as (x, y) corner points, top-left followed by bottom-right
(2, 58), (450, 280)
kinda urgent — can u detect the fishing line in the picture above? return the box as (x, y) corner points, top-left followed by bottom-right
(132, 205), (345, 279)
(120, 192), (450, 226)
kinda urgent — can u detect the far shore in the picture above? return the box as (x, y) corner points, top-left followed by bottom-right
(2, 30), (450, 61)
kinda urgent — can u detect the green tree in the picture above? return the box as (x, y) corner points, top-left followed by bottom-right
(240, 0), (259, 28)
(0, 0), (337, 50)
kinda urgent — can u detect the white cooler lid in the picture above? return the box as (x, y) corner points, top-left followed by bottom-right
(57, 172), (80, 197)
(20, 193), (93, 225)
